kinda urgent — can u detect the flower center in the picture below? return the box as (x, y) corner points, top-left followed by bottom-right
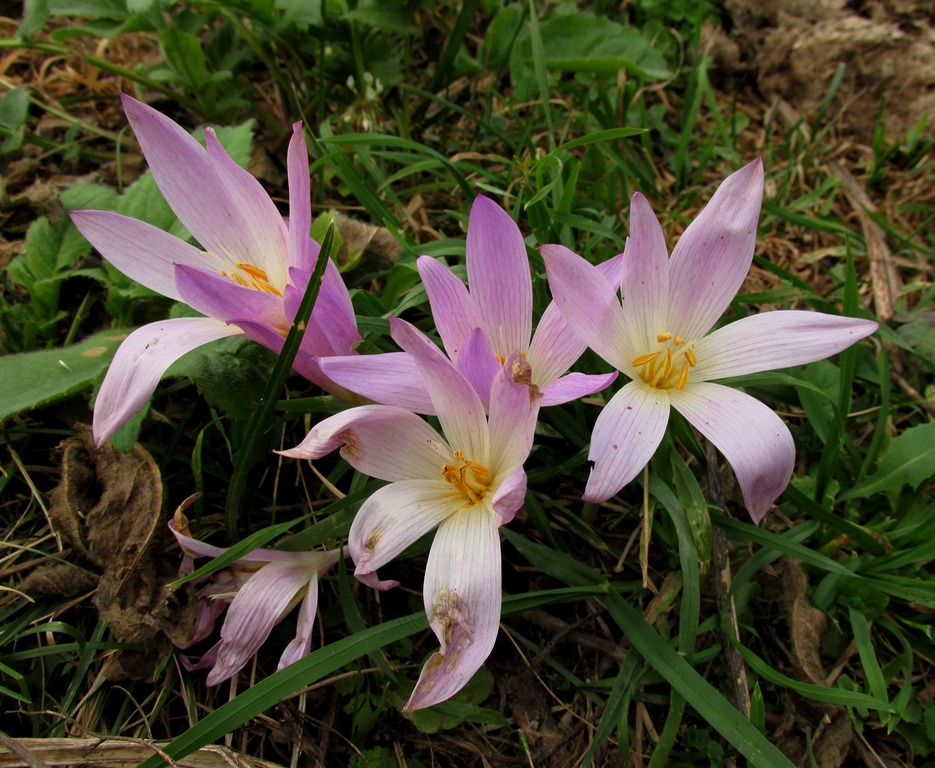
(632, 332), (698, 391)
(441, 451), (492, 505)
(220, 262), (283, 297)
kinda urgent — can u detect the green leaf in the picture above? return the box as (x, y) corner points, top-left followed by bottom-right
(0, 328), (132, 420)
(842, 423), (935, 499)
(0, 87), (29, 154)
(158, 28), (209, 89)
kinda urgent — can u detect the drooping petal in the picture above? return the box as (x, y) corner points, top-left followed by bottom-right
(583, 381), (671, 503)
(455, 327), (500, 409)
(417, 254), (482, 362)
(526, 301), (589, 388)
(174, 264), (286, 331)
(391, 318), (489, 465)
(620, 193), (670, 352)
(168, 517), (227, 560)
(405, 507), (502, 711)
(539, 371), (619, 406)
(93, 317), (243, 446)
(540, 244), (632, 372)
(205, 561), (310, 685)
(670, 382), (795, 524)
(490, 466), (527, 527)
(203, 127), (289, 287)
(319, 353), (435, 414)
(280, 404), (450, 482)
(667, 159), (764, 340)
(691, 311), (879, 381)
(465, 195), (533, 356)
(277, 573), (319, 670)
(487, 354), (538, 474)
(69, 211), (203, 302)
(286, 122), (315, 273)
(349, 479), (463, 587)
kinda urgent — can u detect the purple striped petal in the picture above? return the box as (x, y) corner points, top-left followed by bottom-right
(667, 159), (764, 340)
(583, 381), (671, 503)
(487, 354), (538, 474)
(491, 466), (527, 526)
(692, 311), (879, 381)
(175, 264), (286, 331)
(620, 193), (670, 352)
(418, 254), (482, 362)
(670, 382), (795, 523)
(526, 301), (588, 388)
(286, 122), (316, 273)
(278, 573), (320, 670)
(455, 327), (500, 409)
(539, 371), (618, 406)
(319, 353), (435, 414)
(466, 195), (532, 356)
(93, 317), (242, 446)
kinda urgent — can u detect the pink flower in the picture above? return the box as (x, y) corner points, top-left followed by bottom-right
(169, 507), (339, 686)
(281, 317), (538, 710)
(541, 159), (878, 522)
(71, 95), (361, 446)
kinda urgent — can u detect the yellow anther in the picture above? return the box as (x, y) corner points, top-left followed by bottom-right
(656, 332), (673, 343)
(676, 362), (690, 391)
(230, 272), (250, 288)
(632, 351), (662, 368)
(685, 348), (698, 367)
(633, 330), (698, 391)
(673, 336), (685, 347)
(661, 347), (672, 379)
(237, 262), (270, 281)
(441, 450), (491, 505)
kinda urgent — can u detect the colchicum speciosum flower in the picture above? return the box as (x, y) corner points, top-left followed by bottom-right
(319, 195), (616, 412)
(541, 159), (878, 523)
(281, 317), (538, 710)
(71, 95), (361, 446)
(169, 506), (340, 686)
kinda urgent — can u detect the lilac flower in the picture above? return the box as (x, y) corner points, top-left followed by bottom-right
(71, 95), (361, 446)
(280, 317), (537, 710)
(169, 507), (340, 686)
(541, 159), (878, 523)
(318, 195), (616, 413)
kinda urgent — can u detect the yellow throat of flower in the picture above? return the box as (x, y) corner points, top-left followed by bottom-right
(221, 262), (283, 297)
(441, 451), (492, 505)
(632, 332), (698, 391)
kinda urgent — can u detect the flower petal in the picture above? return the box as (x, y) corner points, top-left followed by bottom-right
(526, 301), (588, 388)
(93, 317), (242, 446)
(286, 122), (316, 273)
(278, 573), (319, 670)
(466, 195), (532, 356)
(405, 507), (502, 711)
(417, 254), (482, 362)
(280, 404), (450, 482)
(174, 264), (285, 330)
(692, 310), (879, 381)
(319, 353), (435, 414)
(205, 561), (311, 685)
(285, 262), (361, 359)
(596, 251), (625, 291)
(583, 381), (671, 503)
(391, 318), (489, 464)
(491, 466), (527, 527)
(667, 159), (764, 340)
(455, 327), (500, 409)
(69, 211), (203, 302)
(620, 193), (670, 352)
(540, 245), (631, 371)
(349, 479), (462, 586)
(670, 382), (794, 523)
(539, 371), (618, 406)
(487, 354), (538, 474)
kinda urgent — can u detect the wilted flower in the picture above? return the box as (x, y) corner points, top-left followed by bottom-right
(170, 505), (340, 686)
(72, 95), (361, 446)
(281, 317), (538, 710)
(542, 159), (878, 522)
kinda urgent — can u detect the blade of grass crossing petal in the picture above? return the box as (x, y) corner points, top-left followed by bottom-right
(849, 605), (890, 724)
(581, 651), (646, 768)
(225, 222), (334, 536)
(605, 593), (797, 768)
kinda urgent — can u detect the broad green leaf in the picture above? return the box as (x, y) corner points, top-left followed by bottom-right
(158, 28), (209, 89)
(0, 87), (29, 154)
(842, 423), (935, 499)
(0, 328), (132, 420)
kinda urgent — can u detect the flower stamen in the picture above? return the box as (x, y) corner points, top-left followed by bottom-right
(632, 331), (698, 391)
(220, 262), (283, 296)
(441, 450), (492, 505)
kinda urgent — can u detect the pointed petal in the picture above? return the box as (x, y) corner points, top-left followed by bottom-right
(417, 254), (482, 362)
(168, 518), (227, 560)
(540, 245), (632, 371)
(596, 251), (625, 291)
(93, 317), (242, 446)
(455, 327), (500, 409)
(280, 404), (450, 482)
(487, 354), (537, 474)
(491, 466), (527, 527)
(277, 574), (319, 670)
(584, 381), (671, 503)
(391, 318), (489, 464)
(349, 479), (461, 581)
(466, 195), (532, 356)
(405, 508), (501, 711)
(286, 122), (315, 272)
(284, 262), (361, 358)
(205, 561), (310, 685)
(175, 264), (285, 330)
(526, 300), (588, 388)
(70, 210), (203, 302)
(319, 353), (435, 414)
(203, 127), (289, 287)
(671, 382), (794, 523)
(692, 310), (879, 381)
(539, 371), (618, 406)
(620, 193), (670, 351)
(667, 159), (765, 340)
